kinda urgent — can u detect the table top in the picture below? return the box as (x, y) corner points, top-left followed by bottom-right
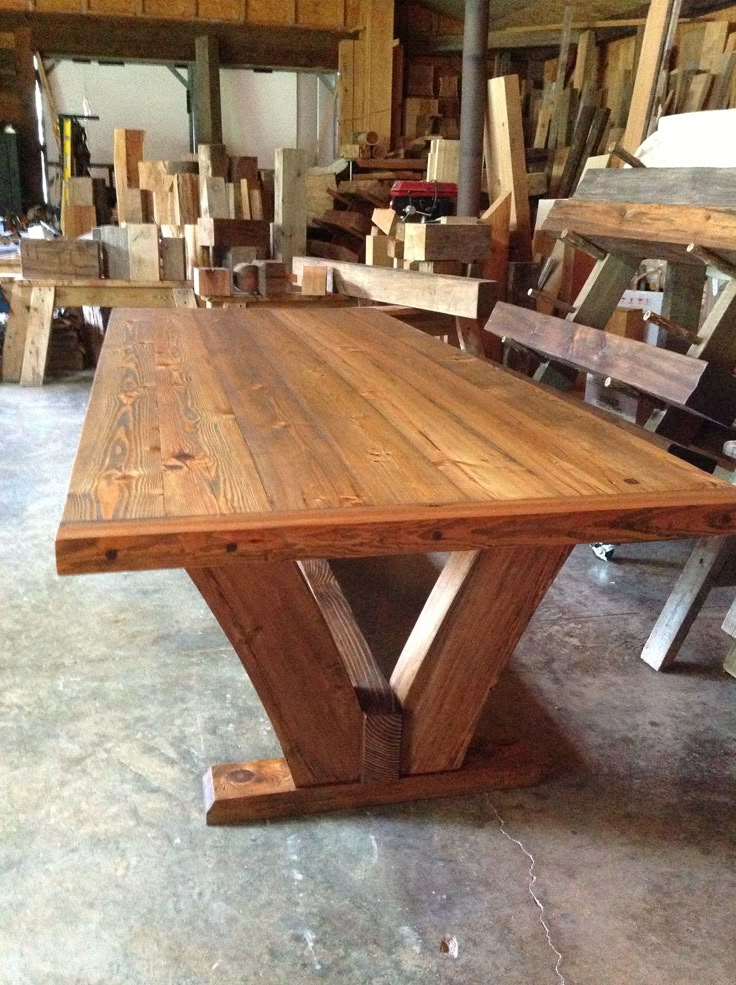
(56, 306), (736, 575)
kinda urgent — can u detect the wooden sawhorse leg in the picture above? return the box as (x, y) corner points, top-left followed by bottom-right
(641, 536), (736, 671)
(20, 286), (56, 386)
(190, 544), (569, 824)
(721, 595), (736, 679)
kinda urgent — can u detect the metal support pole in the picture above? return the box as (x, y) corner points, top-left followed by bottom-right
(457, 0), (490, 217)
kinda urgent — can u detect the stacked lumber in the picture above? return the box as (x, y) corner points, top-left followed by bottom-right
(253, 260), (288, 297)
(339, 130), (390, 160)
(366, 208), (403, 268)
(309, 171), (394, 264)
(401, 62), (460, 145)
(365, 205), (510, 282)
(46, 310), (87, 375)
(61, 176), (109, 238)
(67, 128), (277, 288)
(395, 3), (736, 241)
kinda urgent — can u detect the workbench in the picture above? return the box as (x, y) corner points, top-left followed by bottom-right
(2, 278), (196, 386)
(55, 306), (736, 824)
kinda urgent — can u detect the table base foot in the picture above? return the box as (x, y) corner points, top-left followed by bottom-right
(203, 742), (543, 824)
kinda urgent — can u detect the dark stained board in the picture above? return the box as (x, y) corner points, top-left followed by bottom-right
(196, 217), (270, 250)
(486, 301), (736, 425)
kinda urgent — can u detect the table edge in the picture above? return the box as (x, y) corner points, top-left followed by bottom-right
(56, 488), (736, 575)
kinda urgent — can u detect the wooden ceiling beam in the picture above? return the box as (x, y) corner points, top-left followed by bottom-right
(410, 12), (733, 52)
(0, 13), (355, 70)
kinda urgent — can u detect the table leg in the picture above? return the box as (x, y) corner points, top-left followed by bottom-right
(20, 286), (55, 386)
(2, 283), (32, 383)
(391, 545), (571, 775)
(193, 545), (568, 825)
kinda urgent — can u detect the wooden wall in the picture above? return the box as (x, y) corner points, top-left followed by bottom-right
(0, 0), (351, 27)
(337, 0), (395, 145)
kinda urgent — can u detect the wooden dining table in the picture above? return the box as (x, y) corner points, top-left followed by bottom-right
(56, 306), (736, 824)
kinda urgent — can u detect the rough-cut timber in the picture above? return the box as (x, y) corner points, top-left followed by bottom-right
(485, 302), (736, 425)
(197, 218), (270, 250)
(20, 240), (101, 279)
(291, 257), (496, 320)
(542, 200), (736, 264)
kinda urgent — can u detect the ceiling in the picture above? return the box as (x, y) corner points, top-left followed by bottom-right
(413, 0), (735, 30)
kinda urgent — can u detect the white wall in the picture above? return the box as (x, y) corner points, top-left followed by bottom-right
(46, 62), (190, 165)
(220, 68), (298, 163)
(44, 61), (334, 191)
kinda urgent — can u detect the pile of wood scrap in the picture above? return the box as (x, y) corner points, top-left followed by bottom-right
(339, 130), (390, 160)
(46, 309), (87, 375)
(41, 307), (104, 376)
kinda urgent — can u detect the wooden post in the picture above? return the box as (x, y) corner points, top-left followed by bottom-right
(194, 35), (223, 147)
(19, 286), (55, 386)
(620, 0), (682, 155)
(113, 129), (145, 224)
(486, 75), (532, 261)
(273, 148), (307, 274)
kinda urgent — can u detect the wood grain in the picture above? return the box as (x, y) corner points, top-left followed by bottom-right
(1, 283), (31, 382)
(575, 167), (736, 208)
(486, 74), (532, 260)
(127, 223), (160, 282)
(189, 561), (364, 786)
(299, 559), (402, 781)
(641, 537), (734, 671)
(487, 302), (736, 425)
(403, 223), (491, 264)
(197, 217), (270, 250)
(19, 287), (55, 387)
(391, 545), (570, 774)
(620, 0), (681, 154)
(56, 307), (736, 575)
(203, 743), (542, 824)
(542, 200), (736, 264)
(273, 147), (307, 272)
(291, 257), (497, 320)
(20, 239), (101, 279)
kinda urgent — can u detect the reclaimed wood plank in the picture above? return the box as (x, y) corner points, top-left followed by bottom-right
(542, 200), (736, 263)
(486, 301), (736, 425)
(291, 257), (497, 319)
(575, 166), (736, 207)
(189, 561), (363, 786)
(20, 239), (101, 279)
(391, 545), (570, 774)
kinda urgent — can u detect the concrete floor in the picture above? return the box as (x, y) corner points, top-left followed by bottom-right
(1, 373), (735, 985)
